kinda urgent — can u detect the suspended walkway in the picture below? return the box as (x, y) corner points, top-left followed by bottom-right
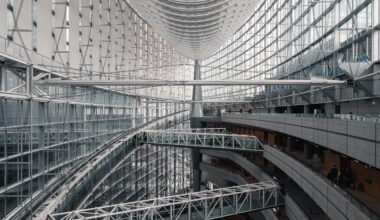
(142, 129), (263, 152)
(48, 181), (282, 220)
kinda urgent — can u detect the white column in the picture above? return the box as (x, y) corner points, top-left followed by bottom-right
(156, 102), (160, 118)
(26, 65), (33, 96)
(373, 0), (380, 61)
(0, 65), (6, 91)
(145, 99), (150, 123)
(191, 60), (203, 118)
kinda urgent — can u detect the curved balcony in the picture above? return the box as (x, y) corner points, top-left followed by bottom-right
(221, 113), (380, 169)
(264, 145), (375, 220)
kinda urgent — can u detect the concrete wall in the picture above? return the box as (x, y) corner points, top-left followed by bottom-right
(222, 113), (380, 168)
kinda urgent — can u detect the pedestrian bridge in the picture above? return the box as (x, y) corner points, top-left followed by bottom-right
(142, 129), (263, 152)
(48, 181), (283, 220)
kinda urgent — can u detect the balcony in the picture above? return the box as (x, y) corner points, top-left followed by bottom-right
(221, 113), (380, 169)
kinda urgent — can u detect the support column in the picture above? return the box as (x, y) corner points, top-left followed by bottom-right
(134, 149), (139, 196)
(372, 0), (380, 95)
(145, 99), (150, 123)
(373, 0), (380, 62)
(0, 65), (7, 91)
(156, 102), (159, 118)
(303, 105), (310, 114)
(132, 106), (138, 128)
(90, 88), (96, 150)
(286, 137), (294, 152)
(145, 145), (149, 198)
(192, 149), (201, 192)
(286, 106), (292, 114)
(190, 60), (203, 192)
(182, 148), (185, 191)
(164, 147), (169, 196)
(69, 104), (75, 159)
(304, 143), (313, 159)
(26, 65), (33, 96)
(173, 148), (177, 193)
(190, 60), (203, 127)
(37, 102), (45, 188)
(155, 145), (159, 197)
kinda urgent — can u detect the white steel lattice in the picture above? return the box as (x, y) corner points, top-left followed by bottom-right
(48, 181), (282, 220)
(143, 131), (263, 151)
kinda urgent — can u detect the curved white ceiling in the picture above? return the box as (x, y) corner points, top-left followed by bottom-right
(127, 0), (257, 60)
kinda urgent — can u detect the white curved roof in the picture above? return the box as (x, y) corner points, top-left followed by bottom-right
(128, 0), (257, 60)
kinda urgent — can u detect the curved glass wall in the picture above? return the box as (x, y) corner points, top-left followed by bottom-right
(202, 0), (374, 101)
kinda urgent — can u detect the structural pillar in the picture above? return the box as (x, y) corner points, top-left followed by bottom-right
(286, 106), (292, 114)
(0, 65), (7, 91)
(165, 103), (168, 116)
(372, 0), (380, 95)
(37, 102), (46, 188)
(155, 145), (159, 197)
(190, 60), (203, 192)
(131, 107), (135, 128)
(304, 143), (312, 159)
(303, 105), (310, 114)
(191, 60), (203, 126)
(26, 65), (33, 96)
(286, 137), (294, 152)
(145, 99), (150, 123)
(156, 102), (160, 118)
(373, 0), (380, 62)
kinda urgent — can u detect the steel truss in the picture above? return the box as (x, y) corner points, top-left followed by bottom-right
(48, 182), (282, 220)
(143, 130), (263, 152)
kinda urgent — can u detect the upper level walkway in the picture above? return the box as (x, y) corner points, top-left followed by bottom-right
(48, 182), (282, 220)
(218, 112), (380, 169)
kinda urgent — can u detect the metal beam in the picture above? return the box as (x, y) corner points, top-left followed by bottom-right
(141, 100), (252, 104)
(35, 79), (346, 86)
